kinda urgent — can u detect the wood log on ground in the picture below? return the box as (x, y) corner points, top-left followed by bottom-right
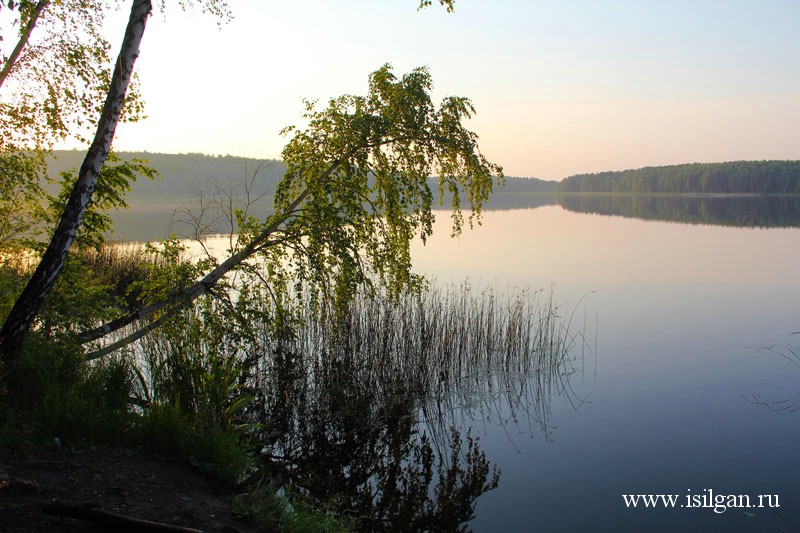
(41, 503), (205, 532)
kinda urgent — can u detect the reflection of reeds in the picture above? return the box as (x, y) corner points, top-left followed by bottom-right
(745, 341), (800, 414)
(246, 283), (589, 529)
(127, 279), (589, 529)
(260, 283), (589, 445)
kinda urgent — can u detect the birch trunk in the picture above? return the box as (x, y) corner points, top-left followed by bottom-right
(0, 0), (153, 360)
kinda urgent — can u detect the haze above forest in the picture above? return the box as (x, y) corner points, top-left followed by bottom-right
(48, 151), (800, 202)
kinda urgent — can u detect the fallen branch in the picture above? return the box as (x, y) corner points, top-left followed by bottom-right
(41, 503), (204, 532)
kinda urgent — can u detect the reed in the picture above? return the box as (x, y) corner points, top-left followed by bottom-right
(103, 263), (588, 529)
(256, 283), (586, 441)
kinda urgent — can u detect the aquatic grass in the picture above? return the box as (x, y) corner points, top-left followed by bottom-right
(745, 339), (800, 415)
(275, 283), (575, 378)
(108, 261), (589, 529)
(254, 282), (590, 448)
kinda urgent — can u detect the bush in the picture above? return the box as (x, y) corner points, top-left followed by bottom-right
(0, 334), (135, 448)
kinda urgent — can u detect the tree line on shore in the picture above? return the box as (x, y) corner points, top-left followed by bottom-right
(556, 160), (800, 194)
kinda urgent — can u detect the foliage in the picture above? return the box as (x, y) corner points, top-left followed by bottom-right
(0, 244), (581, 529)
(0, 0), (522, 528)
(0, 250), (30, 324)
(67, 64), (502, 361)
(0, 0), (148, 250)
(0, 243), (256, 481)
(0, 0), (236, 359)
(249, 64), (502, 316)
(418, 0), (455, 12)
(0, 151), (158, 250)
(45, 153), (159, 249)
(0, 150), (47, 247)
(232, 481), (352, 533)
(0, 243), (182, 347)
(0, 0), (144, 148)
(44, 150), (287, 207)
(45, 151), (560, 217)
(132, 402), (253, 483)
(131, 264), (261, 482)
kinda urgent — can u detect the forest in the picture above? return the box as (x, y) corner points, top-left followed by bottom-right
(46, 150), (555, 202)
(43, 153), (800, 242)
(557, 160), (800, 194)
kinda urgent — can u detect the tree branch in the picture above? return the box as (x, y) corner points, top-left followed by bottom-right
(79, 155), (354, 350)
(0, 0), (49, 90)
(41, 503), (203, 533)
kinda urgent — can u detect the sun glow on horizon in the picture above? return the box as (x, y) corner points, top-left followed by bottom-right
(59, 0), (800, 182)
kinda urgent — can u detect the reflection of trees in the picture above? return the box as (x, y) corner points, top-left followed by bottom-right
(250, 285), (586, 530)
(262, 350), (499, 531)
(557, 161), (800, 195)
(558, 195), (800, 228)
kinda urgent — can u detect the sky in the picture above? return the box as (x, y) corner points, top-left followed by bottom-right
(95, 0), (800, 181)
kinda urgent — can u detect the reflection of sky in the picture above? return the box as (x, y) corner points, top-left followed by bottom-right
(413, 206), (800, 289)
(411, 208), (800, 532)
(126, 204), (800, 530)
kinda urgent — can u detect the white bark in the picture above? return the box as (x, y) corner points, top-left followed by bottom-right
(0, 0), (153, 359)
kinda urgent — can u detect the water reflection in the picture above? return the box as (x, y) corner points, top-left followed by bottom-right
(251, 286), (586, 530)
(557, 194), (800, 228)
(107, 194), (800, 242)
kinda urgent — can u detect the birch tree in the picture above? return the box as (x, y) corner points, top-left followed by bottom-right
(0, 0), (229, 359)
(0, 0), (461, 361)
(80, 64), (502, 359)
(0, 0), (145, 248)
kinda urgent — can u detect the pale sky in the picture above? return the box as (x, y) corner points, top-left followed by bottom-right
(98, 0), (800, 181)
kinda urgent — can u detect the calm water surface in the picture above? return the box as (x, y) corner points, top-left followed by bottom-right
(115, 199), (800, 531)
(410, 205), (800, 532)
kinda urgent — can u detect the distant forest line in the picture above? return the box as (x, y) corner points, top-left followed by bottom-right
(556, 160), (800, 195)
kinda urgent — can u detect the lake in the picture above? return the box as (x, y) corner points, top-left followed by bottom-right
(114, 195), (800, 531)
(408, 201), (800, 532)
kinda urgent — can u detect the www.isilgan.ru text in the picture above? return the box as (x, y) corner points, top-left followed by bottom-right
(622, 490), (780, 514)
